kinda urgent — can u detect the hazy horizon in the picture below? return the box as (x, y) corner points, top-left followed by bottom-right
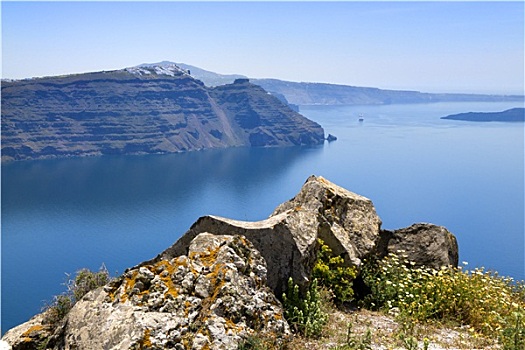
(2, 1), (524, 95)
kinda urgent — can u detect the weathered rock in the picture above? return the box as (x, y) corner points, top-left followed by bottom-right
(380, 223), (459, 269)
(140, 175), (383, 295)
(2, 233), (289, 350)
(0, 313), (54, 350)
(2, 175), (460, 349)
(272, 175), (382, 267)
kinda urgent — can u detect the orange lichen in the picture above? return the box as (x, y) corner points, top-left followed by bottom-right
(198, 245), (222, 268)
(22, 324), (44, 337)
(120, 270), (138, 303)
(154, 260), (179, 299)
(21, 324), (45, 342)
(225, 318), (242, 333)
(142, 328), (152, 347)
(184, 300), (192, 317)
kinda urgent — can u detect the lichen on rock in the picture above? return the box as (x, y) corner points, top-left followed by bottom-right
(2, 175), (459, 350)
(2, 234), (289, 350)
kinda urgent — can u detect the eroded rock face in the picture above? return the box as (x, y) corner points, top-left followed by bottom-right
(272, 175), (383, 266)
(2, 233), (289, 350)
(380, 223), (459, 269)
(141, 175), (383, 295)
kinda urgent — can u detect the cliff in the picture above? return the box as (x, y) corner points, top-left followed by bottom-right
(1, 176), (459, 350)
(1, 65), (324, 162)
(441, 107), (525, 122)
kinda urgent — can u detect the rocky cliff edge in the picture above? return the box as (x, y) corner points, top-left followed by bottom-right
(1, 175), (458, 349)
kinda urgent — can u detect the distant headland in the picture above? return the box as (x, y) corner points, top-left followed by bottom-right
(441, 107), (525, 122)
(175, 62), (524, 106)
(1, 64), (324, 162)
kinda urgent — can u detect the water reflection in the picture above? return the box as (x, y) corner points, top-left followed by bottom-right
(2, 145), (323, 213)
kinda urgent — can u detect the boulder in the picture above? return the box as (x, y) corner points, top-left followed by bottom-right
(139, 175), (383, 295)
(2, 233), (289, 350)
(271, 175), (382, 266)
(380, 223), (459, 269)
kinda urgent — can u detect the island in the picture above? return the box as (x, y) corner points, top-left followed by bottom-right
(441, 107), (525, 122)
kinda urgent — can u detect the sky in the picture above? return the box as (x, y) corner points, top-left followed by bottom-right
(1, 1), (524, 95)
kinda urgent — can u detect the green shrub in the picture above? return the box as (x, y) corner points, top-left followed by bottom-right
(312, 239), (358, 303)
(500, 309), (525, 350)
(362, 252), (525, 342)
(69, 266), (110, 302)
(43, 265), (110, 326)
(282, 277), (327, 338)
(331, 322), (372, 350)
(42, 293), (74, 326)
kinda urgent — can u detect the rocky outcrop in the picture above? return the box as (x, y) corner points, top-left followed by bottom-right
(138, 175), (382, 296)
(1, 64), (324, 161)
(2, 233), (289, 350)
(1, 175), (460, 349)
(379, 223), (459, 269)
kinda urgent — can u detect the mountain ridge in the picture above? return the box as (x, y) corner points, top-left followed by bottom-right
(174, 62), (524, 106)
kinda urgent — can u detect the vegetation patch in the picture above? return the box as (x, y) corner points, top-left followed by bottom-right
(361, 252), (525, 346)
(282, 277), (328, 338)
(42, 264), (110, 326)
(312, 239), (358, 304)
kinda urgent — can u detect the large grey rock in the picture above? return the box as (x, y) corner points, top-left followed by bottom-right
(272, 175), (382, 266)
(141, 175), (383, 295)
(380, 223), (459, 269)
(2, 233), (289, 350)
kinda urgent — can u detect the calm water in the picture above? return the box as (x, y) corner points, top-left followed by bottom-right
(2, 101), (524, 333)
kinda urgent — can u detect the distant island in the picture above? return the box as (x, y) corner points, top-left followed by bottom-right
(175, 62), (524, 106)
(1, 64), (324, 162)
(441, 108), (525, 122)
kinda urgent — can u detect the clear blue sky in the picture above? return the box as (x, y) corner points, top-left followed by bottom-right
(2, 1), (524, 94)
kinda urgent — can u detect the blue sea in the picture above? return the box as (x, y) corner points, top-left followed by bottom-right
(1, 101), (524, 334)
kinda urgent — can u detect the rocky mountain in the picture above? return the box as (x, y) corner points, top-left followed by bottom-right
(1, 64), (324, 162)
(176, 62), (524, 106)
(2, 176), (458, 350)
(441, 107), (525, 122)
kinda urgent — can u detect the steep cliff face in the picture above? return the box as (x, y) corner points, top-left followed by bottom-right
(211, 79), (324, 147)
(1, 65), (324, 161)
